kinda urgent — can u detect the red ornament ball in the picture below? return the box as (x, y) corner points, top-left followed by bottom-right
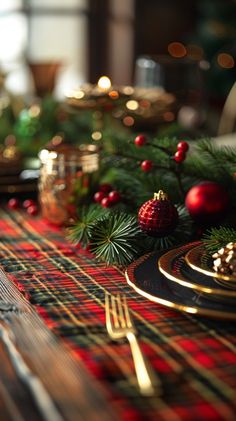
(134, 134), (147, 147)
(8, 198), (20, 210)
(174, 150), (186, 163)
(27, 205), (38, 216)
(141, 160), (153, 172)
(108, 190), (121, 204)
(185, 182), (230, 223)
(23, 199), (36, 209)
(94, 191), (106, 203)
(138, 190), (179, 237)
(177, 141), (189, 152)
(101, 197), (112, 208)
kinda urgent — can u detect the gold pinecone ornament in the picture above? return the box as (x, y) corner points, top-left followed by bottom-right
(212, 242), (236, 276)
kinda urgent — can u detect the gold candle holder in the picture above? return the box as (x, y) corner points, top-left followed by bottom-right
(65, 76), (177, 132)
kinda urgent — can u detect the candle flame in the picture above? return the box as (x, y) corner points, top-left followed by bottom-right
(97, 76), (111, 90)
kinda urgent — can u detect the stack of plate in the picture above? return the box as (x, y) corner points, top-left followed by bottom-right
(125, 242), (236, 320)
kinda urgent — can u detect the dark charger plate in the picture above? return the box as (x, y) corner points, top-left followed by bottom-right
(158, 243), (236, 300)
(125, 250), (236, 320)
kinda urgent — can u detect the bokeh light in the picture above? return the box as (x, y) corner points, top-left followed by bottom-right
(97, 76), (111, 90)
(163, 111), (175, 122)
(126, 100), (139, 111)
(108, 90), (119, 99)
(91, 131), (102, 141)
(123, 116), (134, 126)
(217, 53), (235, 69)
(168, 42), (186, 58)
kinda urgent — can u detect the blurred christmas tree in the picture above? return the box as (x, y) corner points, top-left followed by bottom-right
(191, 0), (236, 102)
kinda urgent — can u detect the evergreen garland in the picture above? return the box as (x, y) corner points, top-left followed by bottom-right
(68, 134), (236, 267)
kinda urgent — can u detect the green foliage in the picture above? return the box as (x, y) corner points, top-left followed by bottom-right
(202, 226), (236, 255)
(67, 134), (236, 267)
(14, 96), (96, 156)
(89, 213), (141, 266)
(67, 205), (107, 248)
(67, 202), (193, 267)
(0, 105), (16, 143)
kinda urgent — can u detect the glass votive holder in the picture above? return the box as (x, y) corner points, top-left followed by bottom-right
(38, 141), (99, 225)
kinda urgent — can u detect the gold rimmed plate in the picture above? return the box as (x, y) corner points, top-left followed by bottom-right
(125, 250), (236, 320)
(158, 243), (236, 300)
(186, 244), (236, 288)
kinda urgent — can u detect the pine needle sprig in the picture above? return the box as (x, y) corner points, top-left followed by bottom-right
(67, 205), (108, 247)
(202, 226), (236, 254)
(89, 212), (141, 267)
(192, 139), (236, 182)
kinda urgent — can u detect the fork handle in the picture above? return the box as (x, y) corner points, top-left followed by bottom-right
(126, 332), (162, 396)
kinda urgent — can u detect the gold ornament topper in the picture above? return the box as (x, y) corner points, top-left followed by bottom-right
(154, 190), (168, 201)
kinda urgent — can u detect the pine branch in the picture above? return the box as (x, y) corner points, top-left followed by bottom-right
(89, 212), (141, 267)
(67, 205), (108, 247)
(202, 226), (236, 254)
(184, 139), (236, 184)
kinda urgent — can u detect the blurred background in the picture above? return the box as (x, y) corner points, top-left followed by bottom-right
(1, 0), (236, 133)
(0, 0), (236, 154)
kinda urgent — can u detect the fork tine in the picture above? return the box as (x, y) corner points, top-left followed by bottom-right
(105, 292), (111, 332)
(111, 295), (120, 328)
(122, 295), (132, 328)
(117, 295), (126, 328)
(105, 292), (161, 396)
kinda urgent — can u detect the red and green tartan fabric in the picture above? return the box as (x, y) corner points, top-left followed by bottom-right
(1, 208), (236, 420)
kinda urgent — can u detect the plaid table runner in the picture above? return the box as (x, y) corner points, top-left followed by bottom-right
(0, 208), (236, 421)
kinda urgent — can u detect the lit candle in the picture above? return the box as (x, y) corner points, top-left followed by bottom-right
(97, 76), (112, 92)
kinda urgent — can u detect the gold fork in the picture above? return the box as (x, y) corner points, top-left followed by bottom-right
(105, 292), (162, 396)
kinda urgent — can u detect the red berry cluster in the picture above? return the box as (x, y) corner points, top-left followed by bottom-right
(93, 184), (121, 208)
(174, 141), (189, 163)
(7, 198), (39, 216)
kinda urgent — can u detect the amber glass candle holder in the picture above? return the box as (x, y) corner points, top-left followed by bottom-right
(38, 139), (99, 225)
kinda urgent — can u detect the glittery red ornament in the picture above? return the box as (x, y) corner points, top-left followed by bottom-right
(138, 190), (179, 237)
(185, 181), (230, 223)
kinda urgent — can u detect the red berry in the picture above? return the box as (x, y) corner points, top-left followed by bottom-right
(174, 150), (186, 163)
(101, 197), (112, 208)
(27, 205), (38, 216)
(8, 198), (20, 210)
(141, 160), (153, 172)
(134, 134), (147, 147)
(108, 190), (121, 204)
(99, 183), (112, 193)
(23, 199), (36, 209)
(177, 141), (189, 152)
(94, 191), (106, 203)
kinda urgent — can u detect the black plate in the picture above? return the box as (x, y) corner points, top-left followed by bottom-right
(158, 243), (236, 299)
(125, 250), (236, 320)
